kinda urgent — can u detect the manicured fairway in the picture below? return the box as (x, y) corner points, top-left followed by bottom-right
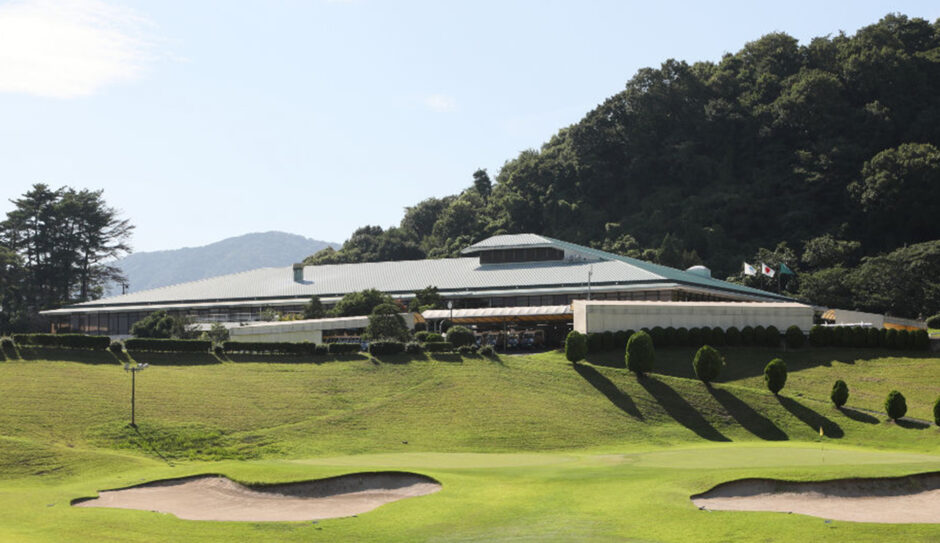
(0, 348), (937, 541)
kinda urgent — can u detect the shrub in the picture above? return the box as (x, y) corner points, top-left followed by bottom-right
(129, 310), (190, 339)
(688, 327), (704, 348)
(612, 330), (629, 349)
(752, 326), (767, 346)
(221, 341), (318, 355)
(725, 327), (741, 346)
(831, 379), (849, 407)
(327, 342), (361, 354)
(212, 344), (224, 357)
(124, 338), (211, 353)
(692, 345), (724, 384)
(565, 331), (587, 363)
(884, 328), (898, 349)
(851, 327), (867, 348)
(866, 327), (880, 348)
(785, 326), (805, 349)
(763, 358), (787, 394)
(740, 326), (755, 345)
(424, 341), (453, 353)
(884, 390), (907, 420)
(926, 314), (940, 329)
(897, 330), (911, 350)
(369, 340), (404, 356)
(364, 303), (410, 342)
(415, 331), (444, 343)
(456, 344), (477, 355)
(664, 327), (677, 347)
(878, 327), (888, 347)
(675, 327), (690, 346)
(314, 344), (329, 355)
(913, 329), (929, 350)
(109, 340), (124, 354)
(586, 332), (604, 354)
(649, 327), (666, 348)
(625, 331), (655, 375)
(934, 396), (940, 426)
(404, 341), (424, 355)
(446, 326), (475, 348)
(0, 337), (13, 350)
(13, 333), (110, 350)
(479, 345), (496, 357)
(709, 327), (726, 347)
(808, 325), (827, 347)
(601, 331), (614, 351)
(765, 326), (780, 347)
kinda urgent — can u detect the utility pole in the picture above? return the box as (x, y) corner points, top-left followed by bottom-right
(125, 363), (149, 427)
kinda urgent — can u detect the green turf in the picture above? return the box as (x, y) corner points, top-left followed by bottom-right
(0, 347), (937, 542)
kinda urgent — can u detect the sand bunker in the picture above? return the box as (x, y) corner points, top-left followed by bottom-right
(73, 471), (441, 521)
(692, 471), (940, 523)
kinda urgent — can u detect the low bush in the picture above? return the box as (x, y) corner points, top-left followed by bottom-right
(763, 358), (787, 394)
(725, 327), (741, 346)
(740, 326), (755, 345)
(709, 327), (725, 347)
(808, 325), (827, 347)
(831, 379), (849, 407)
(415, 331), (443, 343)
(109, 340), (124, 354)
(565, 331), (587, 362)
(446, 326), (475, 348)
(675, 327), (690, 346)
(602, 331), (614, 351)
(221, 341), (319, 355)
(692, 345), (723, 384)
(404, 341), (424, 354)
(612, 330), (629, 349)
(852, 327), (868, 348)
(479, 345), (496, 357)
(688, 327), (704, 348)
(124, 338), (211, 353)
(424, 341), (453, 353)
(664, 327), (677, 347)
(925, 314), (940, 329)
(785, 325), (805, 349)
(0, 337), (14, 350)
(456, 344), (477, 355)
(884, 390), (907, 420)
(884, 329), (898, 349)
(649, 327), (666, 348)
(866, 327), (880, 348)
(587, 332), (604, 354)
(369, 340), (404, 356)
(897, 329), (912, 350)
(625, 330), (655, 375)
(878, 327), (888, 347)
(765, 326), (780, 348)
(327, 342), (361, 354)
(913, 329), (929, 350)
(13, 333), (110, 350)
(934, 396), (940, 426)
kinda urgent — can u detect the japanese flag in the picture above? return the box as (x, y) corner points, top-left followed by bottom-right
(761, 263), (775, 277)
(743, 262), (757, 276)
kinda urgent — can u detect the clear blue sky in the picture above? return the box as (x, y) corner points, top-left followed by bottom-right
(1, 0), (938, 253)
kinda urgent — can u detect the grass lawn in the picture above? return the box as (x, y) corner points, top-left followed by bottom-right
(0, 346), (937, 541)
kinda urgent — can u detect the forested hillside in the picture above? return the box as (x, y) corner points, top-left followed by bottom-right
(306, 14), (940, 319)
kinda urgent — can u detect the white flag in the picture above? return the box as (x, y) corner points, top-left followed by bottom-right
(743, 262), (757, 276)
(761, 263), (775, 277)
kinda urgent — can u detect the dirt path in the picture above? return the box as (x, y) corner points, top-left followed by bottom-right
(74, 472), (441, 521)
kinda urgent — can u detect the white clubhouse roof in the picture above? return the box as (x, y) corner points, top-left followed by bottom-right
(43, 234), (792, 316)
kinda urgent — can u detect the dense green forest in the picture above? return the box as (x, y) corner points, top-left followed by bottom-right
(306, 14), (940, 319)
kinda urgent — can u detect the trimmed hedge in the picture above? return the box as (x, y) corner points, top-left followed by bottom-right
(709, 327), (726, 347)
(884, 390), (907, 420)
(785, 325), (805, 349)
(740, 326), (755, 345)
(479, 345), (496, 357)
(675, 327), (690, 346)
(649, 327), (666, 348)
(565, 331), (587, 362)
(765, 326), (780, 347)
(404, 341), (424, 354)
(613, 330), (629, 349)
(414, 331), (444, 343)
(124, 338), (212, 352)
(0, 337), (14, 350)
(914, 329), (929, 350)
(725, 327), (741, 346)
(602, 331), (615, 351)
(369, 340), (404, 356)
(222, 341), (319, 355)
(327, 342), (361, 354)
(831, 379), (849, 407)
(586, 332), (604, 354)
(664, 327), (678, 347)
(446, 326), (475, 348)
(13, 333), (110, 350)
(424, 341), (454, 353)
(808, 325), (827, 347)
(109, 340), (124, 354)
(688, 327), (705, 348)
(763, 358), (787, 394)
(692, 345), (724, 384)
(625, 331), (655, 375)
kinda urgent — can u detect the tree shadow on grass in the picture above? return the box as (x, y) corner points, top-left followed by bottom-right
(226, 353), (325, 364)
(896, 418), (931, 430)
(776, 395), (844, 438)
(572, 363), (643, 420)
(838, 406), (879, 424)
(126, 352), (220, 366)
(639, 377), (729, 441)
(708, 386), (789, 441)
(18, 347), (120, 365)
(131, 425), (174, 467)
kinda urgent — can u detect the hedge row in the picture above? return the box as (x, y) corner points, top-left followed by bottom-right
(222, 341), (323, 355)
(424, 341), (454, 353)
(584, 325), (786, 353)
(368, 340), (405, 356)
(808, 326), (930, 350)
(12, 333), (110, 350)
(327, 342), (362, 354)
(123, 338), (213, 352)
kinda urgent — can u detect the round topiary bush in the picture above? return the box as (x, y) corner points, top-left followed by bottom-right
(763, 358), (787, 395)
(754, 325), (769, 347)
(785, 325), (805, 349)
(625, 331), (655, 376)
(725, 327), (741, 346)
(613, 330), (629, 349)
(808, 325), (826, 347)
(884, 328), (899, 349)
(446, 326), (475, 348)
(831, 379), (849, 407)
(676, 327), (690, 346)
(404, 341), (424, 354)
(664, 327), (677, 347)
(765, 326), (780, 348)
(710, 327), (726, 347)
(109, 340), (124, 354)
(866, 327), (880, 348)
(692, 345), (724, 385)
(602, 331), (615, 351)
(456, 344), (477, 355)
(853, 327), (868, 348)
(884, 390), (907, 421)
(897, 330), (912, 350)
(934, 396), (940, 426)
(650, 327), (666, 348)
(913, 329), (929, 350)
(565, 331), (587, 363)
(740, 326), (755, 346)
(587, 332), (604, 354)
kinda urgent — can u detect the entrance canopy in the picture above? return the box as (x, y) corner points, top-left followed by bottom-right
(421, 305), (572, 325)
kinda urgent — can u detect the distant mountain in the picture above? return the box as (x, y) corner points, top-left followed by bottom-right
(107, 232), (339, 296)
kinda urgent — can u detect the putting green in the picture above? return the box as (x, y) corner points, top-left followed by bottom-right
(633, 444), (940, 469)
(294, 452), (577, 469)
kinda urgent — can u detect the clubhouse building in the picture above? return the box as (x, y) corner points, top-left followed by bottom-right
(42, 234), (801, 341)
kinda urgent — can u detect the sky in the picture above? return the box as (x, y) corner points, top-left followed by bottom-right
(1, 0), (938, 253)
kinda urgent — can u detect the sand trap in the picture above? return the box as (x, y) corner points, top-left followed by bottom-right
(692, 471), (940, 523)
(73, 471), (441, 521)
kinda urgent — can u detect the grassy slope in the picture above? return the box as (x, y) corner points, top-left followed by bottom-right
(0, 347), (937, 542)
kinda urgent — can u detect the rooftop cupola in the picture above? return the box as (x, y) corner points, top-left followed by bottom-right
(292, 263), (305, 282)
(461, 234), (597, 264)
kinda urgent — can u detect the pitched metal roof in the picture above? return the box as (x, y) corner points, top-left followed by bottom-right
(461, 234), (555, 253)
(46, 234), (792, 314)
